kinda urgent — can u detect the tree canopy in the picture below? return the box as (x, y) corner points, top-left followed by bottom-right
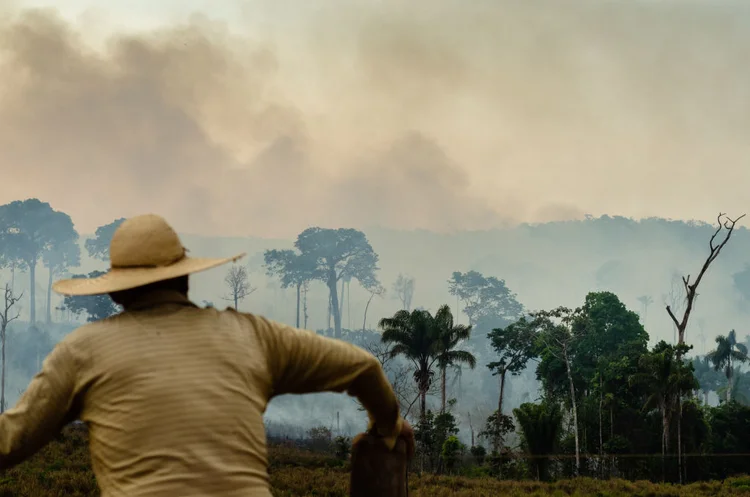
(295, 227), (380, 337)
(0, 199), (79, 323)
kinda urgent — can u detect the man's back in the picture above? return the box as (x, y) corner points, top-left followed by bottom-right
(0, 289), (402, 496)
(68, 293), (274, 496)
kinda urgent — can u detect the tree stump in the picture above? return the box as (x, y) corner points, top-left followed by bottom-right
(350, 433), (408, 497)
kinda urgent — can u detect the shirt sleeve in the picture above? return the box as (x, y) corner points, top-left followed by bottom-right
(250, 314), (403, 449)
(0, 340), (82, 468)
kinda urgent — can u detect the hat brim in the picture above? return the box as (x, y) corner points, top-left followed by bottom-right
(52, 253), (246, 296)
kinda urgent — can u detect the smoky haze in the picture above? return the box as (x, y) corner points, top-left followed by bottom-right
(1, 1), (750, 237)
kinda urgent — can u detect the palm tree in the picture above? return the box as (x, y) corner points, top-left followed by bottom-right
(631, 342), (697, 481)
(691, 355), (722, 405)
(717, 367), (750, 405)
(433, 304), (476, 412)
(637, 295), (653, 322)
(708, 329), (749, 403)
(513, 401), (563, 481)
(379, 309), (441, 422)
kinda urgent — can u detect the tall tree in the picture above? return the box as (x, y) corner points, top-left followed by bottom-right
(224, 264), (254, 310)
(692, 355), (723, 404)
(487, 316), (537, 449)
(63, 271), (121, 322)
(392, 273), (416, 311)
(666, 213), (745, 350)
(42, 238), (81, 323)
(0, 199), (78, 323)
(379, 308), (440, 422)
(533, 306), (581, 476)
(295, 227), (379, 338)
(631, 341), (697, 481)
(708, 330), (749, 403)
(264, 249), (319, 327)
(362, 284), (385, 331)
(0, 284), (22, 413)
(637, 295), (653, 322)
(433, 305), (476, 412)
(447, 270), (524, 333)
(85, 218), (126, 261)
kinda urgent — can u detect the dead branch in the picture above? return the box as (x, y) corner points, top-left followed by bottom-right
(666, 213), (745, 346)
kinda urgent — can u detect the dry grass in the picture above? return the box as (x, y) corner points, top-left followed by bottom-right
(1, 425), (748, 497)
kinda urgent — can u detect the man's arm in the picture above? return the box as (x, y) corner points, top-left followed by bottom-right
(251, 315), (403, 448)
(0, 340), (82, 468)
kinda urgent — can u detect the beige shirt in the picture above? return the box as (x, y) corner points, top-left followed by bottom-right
(0, 290), (402, 496)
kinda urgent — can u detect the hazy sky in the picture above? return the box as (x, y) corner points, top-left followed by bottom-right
(1, 0), (749, 237)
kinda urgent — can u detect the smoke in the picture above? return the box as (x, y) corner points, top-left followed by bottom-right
(1, 1), (750, 237)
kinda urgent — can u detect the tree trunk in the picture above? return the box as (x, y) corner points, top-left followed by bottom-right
(29, 259), (36, 324)
(330, 276), (342, 338)
(661, 406), (668, 482)
(362, 292), (376, 332)
(677, 398), (683, 484)
(303, 285), (309, 329)
(563, 348), (580, 476)
(347, 281), (351, 329)
(327, 294), (332, 331)
(441, 365), (447, 413)
(496, 370), (507, 452)
(295, 282), (301, 328)
(420, 388), (427, 422)
(727, 358), (733, 402)
(46, 266), (53, 324)
(1, 327), (5, 413)
(610, 405), (615, 478)
(340, 279), (346, 332)
(599, 374), (604, 476)
(234, 292), (238, 310)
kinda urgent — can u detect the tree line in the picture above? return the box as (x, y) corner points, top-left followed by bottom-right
(1, 199), (750, 483)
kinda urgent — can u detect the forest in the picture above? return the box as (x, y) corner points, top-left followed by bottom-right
(1, 198), (750, 495)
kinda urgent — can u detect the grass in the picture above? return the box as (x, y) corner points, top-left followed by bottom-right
(1, 425), (748, 496)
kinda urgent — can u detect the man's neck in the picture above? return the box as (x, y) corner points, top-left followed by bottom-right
(119, 289), (195, 312)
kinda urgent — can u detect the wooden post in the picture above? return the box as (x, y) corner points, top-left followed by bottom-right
(350, 434), (408, 497)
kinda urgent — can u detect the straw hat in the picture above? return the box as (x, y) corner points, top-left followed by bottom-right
(52, 214), (245, 296)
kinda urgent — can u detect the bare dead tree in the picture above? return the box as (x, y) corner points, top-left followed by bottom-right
(223, 265), (255, 310)
(662, 273), (684, 344)
(361, 284), (386, 331)
(362, 340), (421, 420)
(1, 284), (22, 413)
(392, 273), (416, 311)
(666, 213), (745, 348)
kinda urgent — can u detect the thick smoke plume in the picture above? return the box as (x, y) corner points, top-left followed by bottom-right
(1, 1), (749, 236)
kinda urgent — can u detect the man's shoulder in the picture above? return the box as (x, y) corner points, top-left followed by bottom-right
(59, 314), (124, 350)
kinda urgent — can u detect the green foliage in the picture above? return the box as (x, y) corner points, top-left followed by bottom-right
(379, 308), (440, 420)
(469, 445), (486, 465)
(306, 426), (333, 452)
(478, 411), (514, 451)
(333, 436), (351, 461)
(513, 401), (564, 481)
(0, 199), (79, 323)
(414, 410), (461, 473)
(441, 436), (463, 473)
(447, 270), (524, 336)
(488, 317), (537, 378)
(293, 227), (380, 337)
(708, 330), (749, 403)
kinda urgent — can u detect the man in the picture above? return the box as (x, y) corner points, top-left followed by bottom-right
(0, 214), (414, 496)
